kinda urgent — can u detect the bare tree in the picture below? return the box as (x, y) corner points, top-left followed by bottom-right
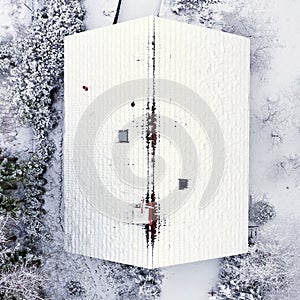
(251, 95), (290, 149)
(0, 215), (45, 300)
(274, 154), (300, 186)
(0, 262), (45, 300)
(220, 0), (278, 72)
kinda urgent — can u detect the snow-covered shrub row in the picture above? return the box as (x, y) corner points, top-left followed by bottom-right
(0, 157), (23, 217)
(0, 134), (56, 256)
(170, 0), (222, 26)
(0, 156), (45, 299)
(3, 0), (85, 140)
(20, 149), (51, 250)
(103, 262), (163, 300)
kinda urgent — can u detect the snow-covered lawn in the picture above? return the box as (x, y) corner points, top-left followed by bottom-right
(161, 259), (219, 300)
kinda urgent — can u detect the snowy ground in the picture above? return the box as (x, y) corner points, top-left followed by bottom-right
(1, 0), (300, 299)
(0, 0), (34, 42)
(249, 1), (300, 216)
(83, 0), (119, 29)
(118, 0), (162, 22)
(160, 259), (219, 299)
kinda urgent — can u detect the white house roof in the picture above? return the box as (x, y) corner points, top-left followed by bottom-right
(64, 16), (250, 268)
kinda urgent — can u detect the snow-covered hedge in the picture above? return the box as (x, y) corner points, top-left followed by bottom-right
(0, 157), (23, 216)
(0, 1), (85, 299)
(0, 0), (85, 248)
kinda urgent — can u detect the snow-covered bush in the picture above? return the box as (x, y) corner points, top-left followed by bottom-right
(66, 280), (87, 297)
(170, 0), (222, 27)
(249, 196), (276, 226)
(217, 241), (287, 300)
(104, 262), (163, 300)
(0, 215), (15, 250)
(0, 194), (19, 217)
(0, 157), (23, 191)
(0, 43), (13, 77)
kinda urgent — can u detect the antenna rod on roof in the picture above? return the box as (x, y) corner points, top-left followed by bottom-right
(113, 0), (122, 24)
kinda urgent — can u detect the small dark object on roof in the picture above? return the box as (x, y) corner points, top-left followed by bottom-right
(118, 129), (129, 143)
(178, 179), (188, 190)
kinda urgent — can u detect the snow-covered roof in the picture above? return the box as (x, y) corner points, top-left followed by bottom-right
(64, 16), (250, 268)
